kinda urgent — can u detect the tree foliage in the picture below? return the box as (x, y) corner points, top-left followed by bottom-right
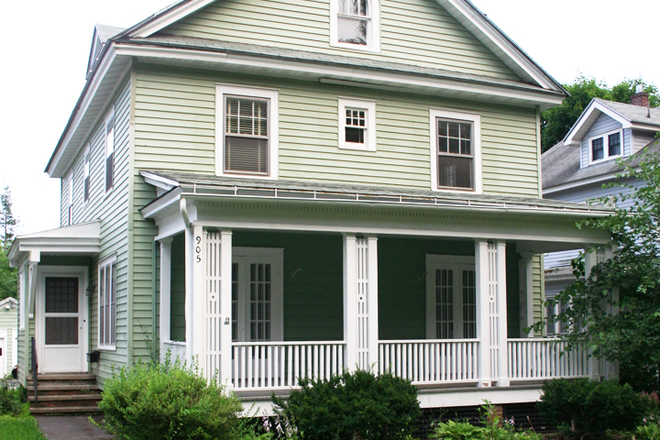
(541, 76), (659, 152)
(0, 186), (17, 300)
(540, 153), (660, 392)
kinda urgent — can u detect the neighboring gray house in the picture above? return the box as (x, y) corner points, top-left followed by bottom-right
(0, 297), (18, 378)
(542, 91), (660, 333)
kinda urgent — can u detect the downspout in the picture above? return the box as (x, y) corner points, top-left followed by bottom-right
(152, 240), (158, 363)
(180, 197), (190, 226)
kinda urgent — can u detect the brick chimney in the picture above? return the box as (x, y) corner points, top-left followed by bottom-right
(631, 84), (649, 107)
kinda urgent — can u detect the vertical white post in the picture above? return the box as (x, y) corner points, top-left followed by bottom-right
(192, 225), (206, 363)
(367, 236), (379, 371)
(159, 237), (173, 361)
(219, 230), (233, 387)
(184, 227), (194, 363)
(475, 240), (491, 387)
(343, 234), (358, 371)
(496, 241), (510, 387)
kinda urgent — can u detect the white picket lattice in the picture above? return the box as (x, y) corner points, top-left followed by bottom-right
(206, 232), (223, 380)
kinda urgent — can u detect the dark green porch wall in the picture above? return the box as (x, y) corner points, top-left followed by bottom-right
(232, 231), (343, 341)
(506, 243), (521, 339)
(170, 233), (186, 341)
(39, 256), (93, 266)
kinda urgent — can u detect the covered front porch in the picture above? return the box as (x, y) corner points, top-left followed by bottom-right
(141, 171), (612, 409)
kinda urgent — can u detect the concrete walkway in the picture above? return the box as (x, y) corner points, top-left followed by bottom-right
(35, 415), (114, 440)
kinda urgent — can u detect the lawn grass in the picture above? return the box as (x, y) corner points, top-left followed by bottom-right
(0, 415), (47, 440)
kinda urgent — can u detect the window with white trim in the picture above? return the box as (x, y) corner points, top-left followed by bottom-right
(216, 85), (279, 179)
(330, 0), (381, 51)
(105, 109), (115, 193)
(430, 109), (482, 192)
(83, 146), (90, 203)
(231, 248), (283, 342)
(98, 256), (117, 349)
(590, 129), (622, 163)
(338, 98), (376, 151)
(425, 255), (476, 339)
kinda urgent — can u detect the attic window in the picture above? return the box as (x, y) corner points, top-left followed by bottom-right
(331, 0), (381, 52)
(589, 129), (622, 163)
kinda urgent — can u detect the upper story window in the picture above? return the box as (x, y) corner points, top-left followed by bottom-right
(338, 98), (376, 151)
(590, 129), (622, 163)
(105, 109), (115, 194)
(430, 109), (482, 193)
(216, 85), (279, 179)
(330, 0), (381, 52)
(83, 146), (90, 204)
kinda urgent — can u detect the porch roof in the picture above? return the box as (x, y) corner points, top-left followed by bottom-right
(8, 221), (101, 268)
(140, 170), (612, 219)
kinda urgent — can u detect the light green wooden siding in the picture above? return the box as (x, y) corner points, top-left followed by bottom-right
(134, 66), (540, 198)
(160, 0), (518, 80)
(232, 231), (344, 341)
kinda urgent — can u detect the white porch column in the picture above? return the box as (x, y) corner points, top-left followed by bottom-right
(495, 241), (510, 387)
(192, 225), (206, 362)
(219, 230), (233, 387)
(159, 237), (173, 361)
(184, 227), (194, 363)
(343, 234), (379, 371)
(475, 240), (491, 387)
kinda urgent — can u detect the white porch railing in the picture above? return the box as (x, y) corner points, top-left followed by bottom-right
(231, 341), (346, 390)
(378, 340), (479, 384)
(162, 340), (187, 362)
(508, 338), (589, 380)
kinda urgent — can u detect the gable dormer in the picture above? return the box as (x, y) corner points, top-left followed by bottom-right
(86, 24), (125, 79)
(563, 95), (660, 169)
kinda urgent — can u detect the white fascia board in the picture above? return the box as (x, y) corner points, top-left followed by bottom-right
(47, 46), (123, 177)
(437, 0), (560, 92)
(140, 187), (183, 220)
(564, 101), (632, 146)
(115, 45), (564, 109)
(132, 0), (217, 38)
(141, 171), (180, 192)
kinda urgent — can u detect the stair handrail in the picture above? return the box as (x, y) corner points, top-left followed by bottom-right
(31, 336), (38, 403)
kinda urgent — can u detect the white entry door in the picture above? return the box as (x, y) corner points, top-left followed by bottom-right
(39, 274), (87, 373)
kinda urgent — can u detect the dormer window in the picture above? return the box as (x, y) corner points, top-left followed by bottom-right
(330, 0), (381, 52)
(590, 130), (622, 163)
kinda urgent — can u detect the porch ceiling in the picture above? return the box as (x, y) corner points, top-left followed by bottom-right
(8, 221), (101, 267)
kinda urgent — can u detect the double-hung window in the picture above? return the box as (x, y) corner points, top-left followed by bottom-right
(590, 129), (622, 163)
(217, 85), (278, 179)
(67, 175), (73, 226)
(430, 109), (482, 192)
(105, 109), (115, 193)
(331, 0), (381, 51)
(83, 146), (90, 204)
(98, 256), (117, 349)
(338, 98), (376, 151)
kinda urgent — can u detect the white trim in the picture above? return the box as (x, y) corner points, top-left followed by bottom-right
(104, 107), (116, 195)
(132, 0), (218, 38)
(83, 145), (91, 205)
(141, 171), (179, 192)
(330, 0), (381, 52)
(587, 128), (623, 165)
(430, 108), (483, 194)
(18, 270), (25, 330)
(338, 98), (377, 152)
(67, 174), (73, 226)
(98, 255), (117, 351)
(215, 84), (279, 180)
(114, 45), (565, 111)
(564, 100), (634, 147)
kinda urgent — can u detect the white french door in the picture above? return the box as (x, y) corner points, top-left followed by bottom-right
(231, 248), (284, 343)
(426, 255), (476, 339)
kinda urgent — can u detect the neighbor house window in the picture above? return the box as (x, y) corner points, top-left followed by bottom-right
(83, 146), (90, 203)
(98, 255), (117, 349)
(330, 0), (381, 51)
(425, 255), (476, 339)
(105, 109), (115, 193)
(216, 85), (279, 179)
(338, 98), (376, 151)
(430, 109), (482, 192)
(590, 129), (622, 163)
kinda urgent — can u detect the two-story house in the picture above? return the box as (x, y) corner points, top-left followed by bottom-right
(10, 0), (612, 415)
(543, 92), (660, 334)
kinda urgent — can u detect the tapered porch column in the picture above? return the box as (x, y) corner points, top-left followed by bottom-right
(475, 240), (509, 387)
(159, 237), (173, 361)
(343, 235), (379, 371)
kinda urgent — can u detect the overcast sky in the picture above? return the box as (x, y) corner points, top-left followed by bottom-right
(1, 0), (659, 236)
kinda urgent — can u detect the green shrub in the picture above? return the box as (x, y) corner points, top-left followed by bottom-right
(0, 384), (22, 416)
(539, 379), (652, 438)
(431, 420), (486, 440)
(273, 369), (421, 440)
(99, 358), (243, 440)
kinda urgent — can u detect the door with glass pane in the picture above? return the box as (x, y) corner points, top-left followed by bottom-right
(39, 275), (86, 373)
(426, 255), (477, 339)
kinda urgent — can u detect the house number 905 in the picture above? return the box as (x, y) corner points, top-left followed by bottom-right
(195, 236), (202, 263)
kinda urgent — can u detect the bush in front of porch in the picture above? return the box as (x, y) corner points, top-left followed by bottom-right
(273, 369), (421, 440)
